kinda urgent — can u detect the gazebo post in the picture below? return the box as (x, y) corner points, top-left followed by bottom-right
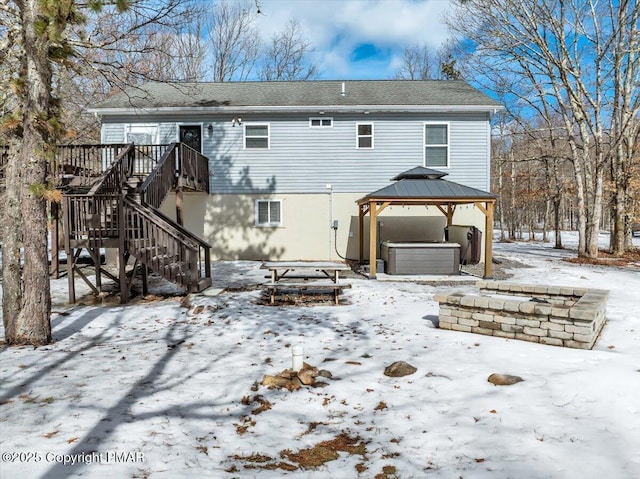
(447, 202), (455, 226)
(358, 204), (366, 263)
(368, 200), (378, 278)
(484, 201), (494, 278)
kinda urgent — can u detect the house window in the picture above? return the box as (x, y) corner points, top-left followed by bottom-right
(310, 117), (333, 128)
(356, 123), (374, 149)
(424, 123), (449, 167)
(245, 124), (270, 149)
(255, 200), (282, 227)
(125, 124), (158, 144)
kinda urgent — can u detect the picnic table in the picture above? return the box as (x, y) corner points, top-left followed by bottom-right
(260, 261), (352, 305)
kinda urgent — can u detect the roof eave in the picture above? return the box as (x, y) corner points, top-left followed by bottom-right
(88, 104), (504, 116)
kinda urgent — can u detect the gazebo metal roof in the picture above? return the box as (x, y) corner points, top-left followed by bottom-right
(356, 167), (497, 279)
(358, 167), (497, 203)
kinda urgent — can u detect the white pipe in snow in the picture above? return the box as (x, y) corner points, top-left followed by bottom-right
(292, 346), (304, 372)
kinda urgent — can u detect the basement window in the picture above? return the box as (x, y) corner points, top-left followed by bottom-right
(255, 200), (282, 227)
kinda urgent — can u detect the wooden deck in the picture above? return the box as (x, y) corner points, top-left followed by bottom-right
(2, 142), (212, 303)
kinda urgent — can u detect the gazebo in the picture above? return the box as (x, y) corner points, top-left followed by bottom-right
(356, 167), (498, 278)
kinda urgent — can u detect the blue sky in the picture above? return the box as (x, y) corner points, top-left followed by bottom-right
(253, 0), (454, 79)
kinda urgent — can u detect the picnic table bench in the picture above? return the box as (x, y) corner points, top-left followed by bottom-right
(260, 261), (352, 305)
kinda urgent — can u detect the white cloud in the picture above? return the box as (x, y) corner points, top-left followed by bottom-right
(254, 0), (454, 79)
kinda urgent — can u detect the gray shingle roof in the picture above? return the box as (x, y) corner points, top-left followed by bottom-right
(91, 80), (502, 112)
(360, 168), (497, 201)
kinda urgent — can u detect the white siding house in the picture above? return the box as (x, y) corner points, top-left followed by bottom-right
(90, 80), (502, 261)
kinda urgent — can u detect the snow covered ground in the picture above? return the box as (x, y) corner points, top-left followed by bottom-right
(0, 233), (639, 479)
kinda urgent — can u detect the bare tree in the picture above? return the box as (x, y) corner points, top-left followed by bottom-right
(208, 0), (261, 82)
(0, 0), (203, 345)
(609, 0), (640, 254)
(259, 19), (318, 81)
(447, 0), (640, 258)
(394, 43), (436, 80)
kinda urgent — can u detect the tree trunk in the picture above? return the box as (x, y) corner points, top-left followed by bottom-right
(553, 197), (563, 249)
(1, 145), (24, 340)
(497, 158), (506, 241)
(8, 0), (53, 345)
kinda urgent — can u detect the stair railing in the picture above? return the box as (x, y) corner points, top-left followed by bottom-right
(138, 143), (178, 209)
(123, 197), (210, 290)
(87, 143), (136, 195)
(177, 143), (210, 192)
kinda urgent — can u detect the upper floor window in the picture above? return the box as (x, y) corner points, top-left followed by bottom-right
(357, 123), (374, 149)
(424, 123), (449, 167)
(310, 117), (333, 128)
(255, 199), (282, 227)
(125, 124), (158, 144)
(245, 124), (270, 149)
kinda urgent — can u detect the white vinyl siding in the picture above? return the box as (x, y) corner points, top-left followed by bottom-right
(101, 111), (490, 194)
(245, 123), (270, 149)
(356, 123), (374, 149)
(424, 122), (449, 167)
(310, 117), (333, 128)
(255, 199), (282, 227)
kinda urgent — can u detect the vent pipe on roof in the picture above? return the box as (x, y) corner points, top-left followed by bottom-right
(341, 82), (346, 96)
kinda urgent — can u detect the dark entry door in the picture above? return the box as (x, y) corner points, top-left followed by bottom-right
(179, 125), (202, 152)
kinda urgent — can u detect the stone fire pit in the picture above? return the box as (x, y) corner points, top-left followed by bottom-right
(434, 281), (608, 349)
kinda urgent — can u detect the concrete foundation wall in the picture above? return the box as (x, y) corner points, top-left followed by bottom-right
(159, 192), (488, 261)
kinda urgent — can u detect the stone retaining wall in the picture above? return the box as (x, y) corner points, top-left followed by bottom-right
(434, 281), (608, 349)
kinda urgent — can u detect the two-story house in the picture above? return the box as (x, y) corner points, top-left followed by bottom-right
(89, 80), (501, 264)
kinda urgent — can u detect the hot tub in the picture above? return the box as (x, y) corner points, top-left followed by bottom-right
(381, 241), (460, 275)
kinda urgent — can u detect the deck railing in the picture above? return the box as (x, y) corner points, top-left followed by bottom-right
(56, 144), (127, 186)
(131, 144), (172, 176)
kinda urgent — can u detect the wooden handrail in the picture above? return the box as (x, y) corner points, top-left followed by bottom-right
(178, 143), (211, 192)
(88, 143), (135, 195)
(139, 143), (178, 208)
(123, 197), (210, 290)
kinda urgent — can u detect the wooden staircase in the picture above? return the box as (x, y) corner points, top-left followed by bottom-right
(1, 142), (212, 303)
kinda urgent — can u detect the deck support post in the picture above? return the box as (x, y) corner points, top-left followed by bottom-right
(50, 202), (60, 278)
(176, 187), (184, 227)
(118, 195), (129, 303)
